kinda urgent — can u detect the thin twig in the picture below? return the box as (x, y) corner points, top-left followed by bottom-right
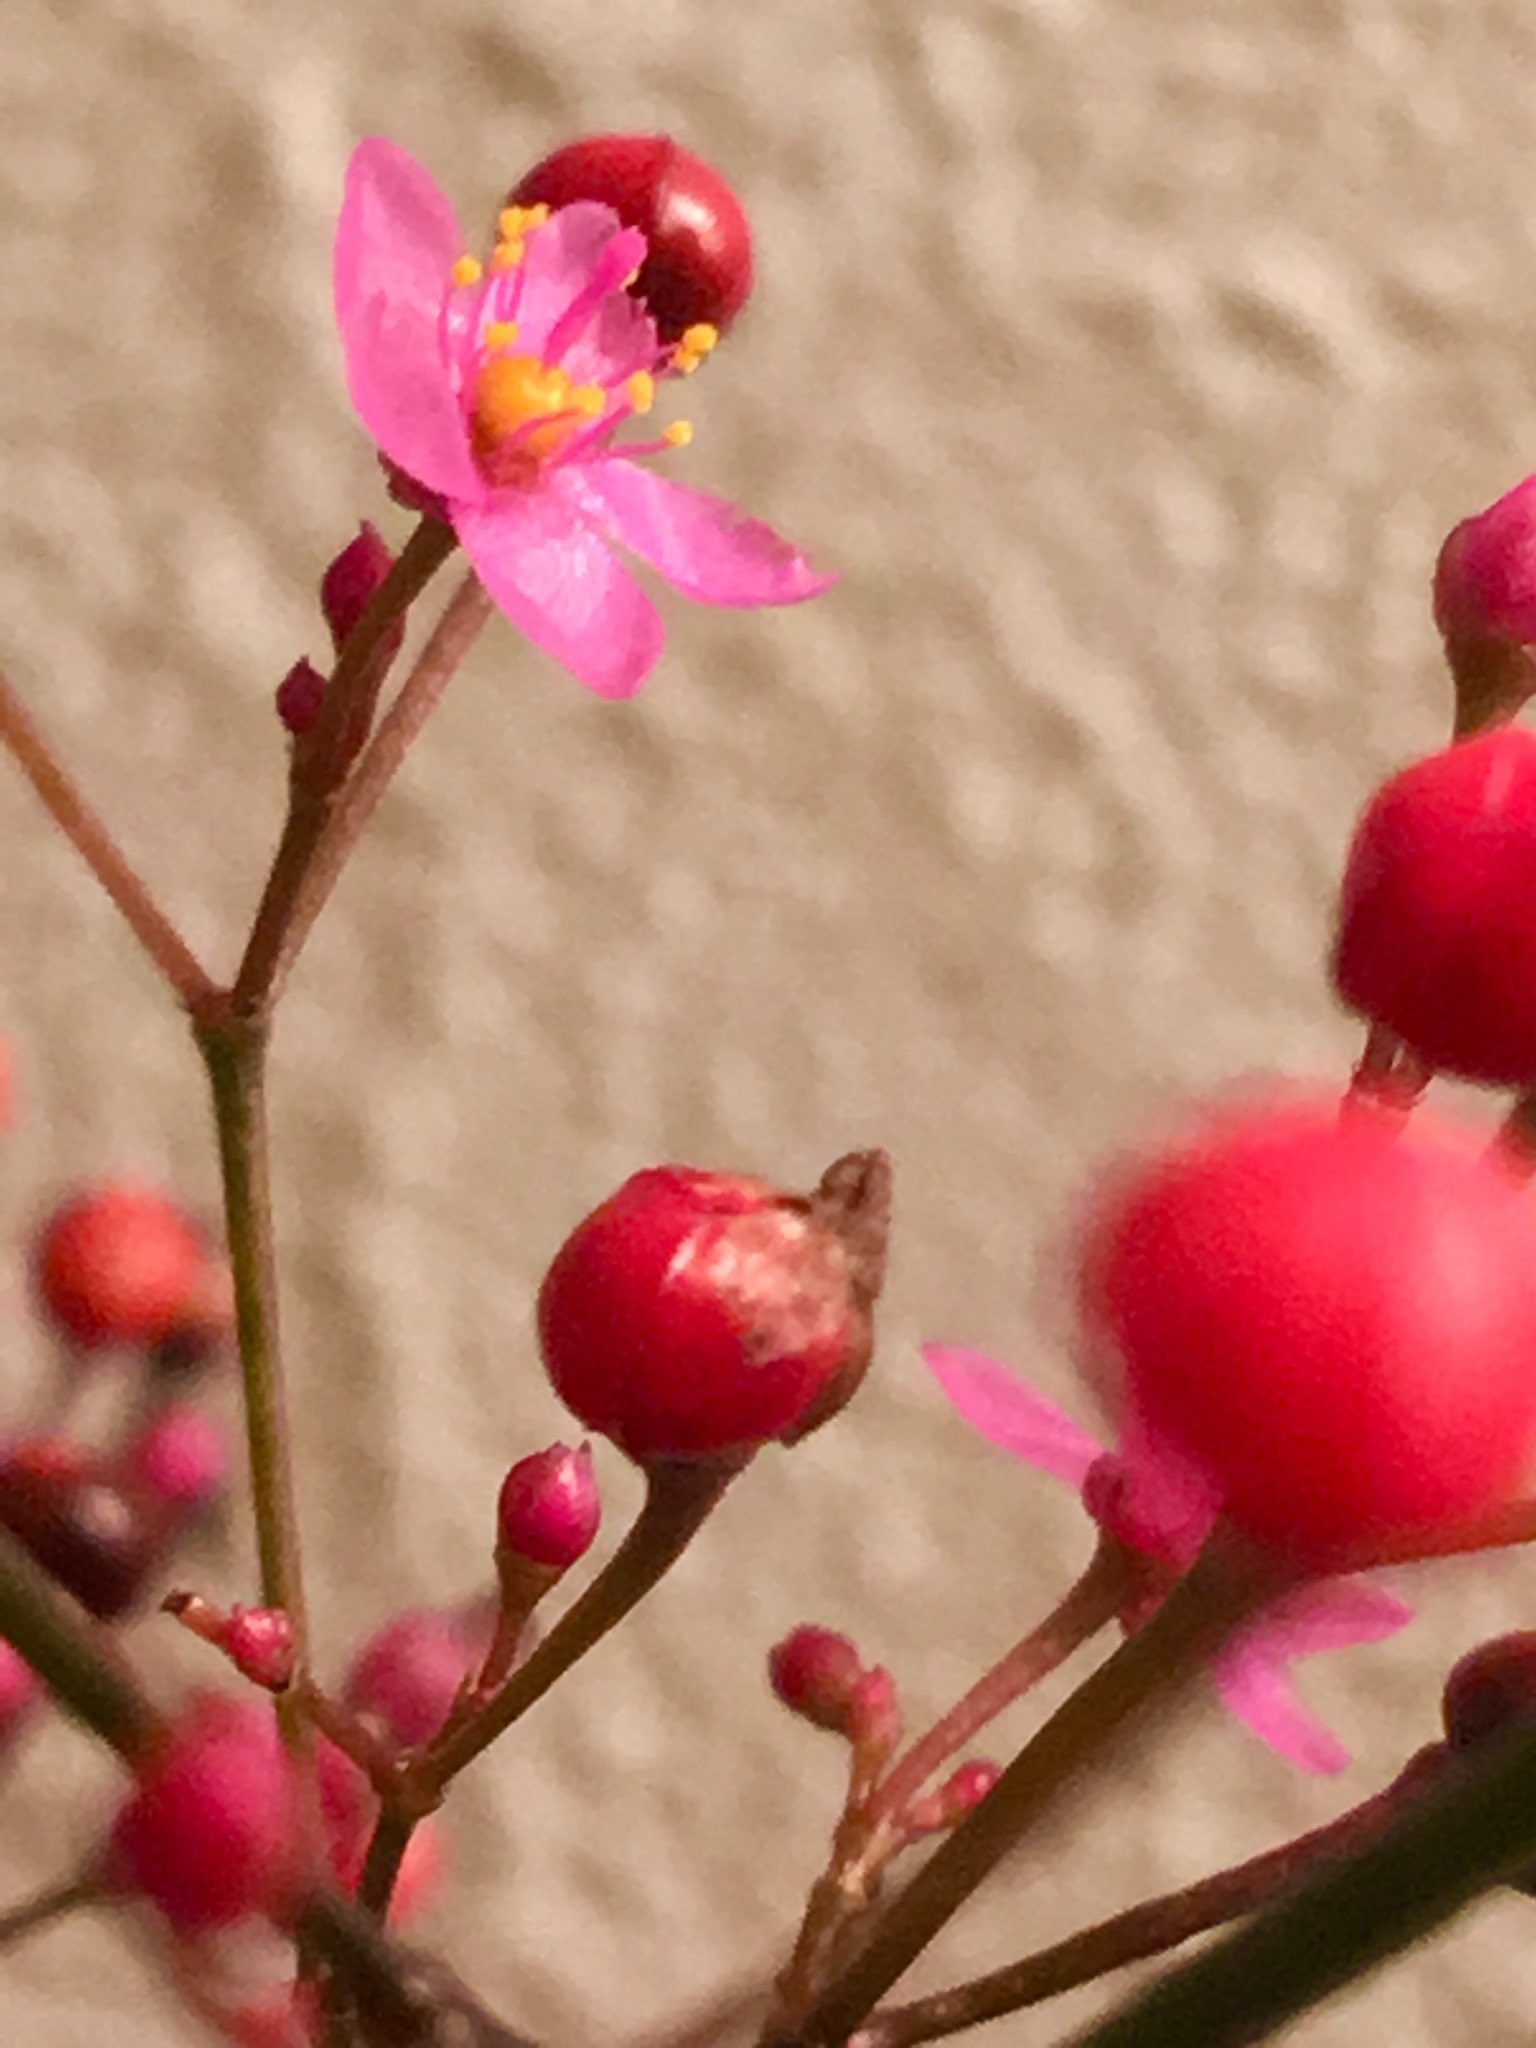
(0, 668), (218, 1013)
(0, 1873), (103, 1950)
(852, 1752), (1440, 2048)
(235, 562), (488, 1015)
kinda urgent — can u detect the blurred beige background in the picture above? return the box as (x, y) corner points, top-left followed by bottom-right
(4, 0), (1536, 2041)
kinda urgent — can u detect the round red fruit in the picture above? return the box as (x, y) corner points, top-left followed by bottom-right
(509, 134), (753, 341)
(1081, 1092), (1536, 1563)
(537, 1156), (888, 1463)
(1333, 727), (1536, 1086)
(35, 1184), (208, 1350)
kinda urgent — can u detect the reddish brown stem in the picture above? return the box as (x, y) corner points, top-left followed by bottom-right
(0, 668), (218, 1013)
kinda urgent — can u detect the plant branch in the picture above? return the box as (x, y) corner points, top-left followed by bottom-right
(355, 1457), (741, 1918)
(0, 1873), (104, 1951)
(0, 668), (218, 1014)
(0, 1526), (154, 1757)
(198, 1014), (308, 1672)
(852, 1750), (1441, 2048)
(770, 1535), (1281, 2048)
(1064, 1725), (1536, 2048)
(234, 559), (489, 1015)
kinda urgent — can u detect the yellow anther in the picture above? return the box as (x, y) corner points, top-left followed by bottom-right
(485, 321), (520, 350)
(573, 385), (607, 417)
(451, 255), (484, 288)
(497, 203), (550, 238)
(625, 371), (656, 415)
(673, 350), (700, 376)
(490, 241), (524, 275)
(662, 419), (694, 447)
(681, 323), (720, 356)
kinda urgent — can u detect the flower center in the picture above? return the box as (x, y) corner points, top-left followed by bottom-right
(470, 352), (606, 482)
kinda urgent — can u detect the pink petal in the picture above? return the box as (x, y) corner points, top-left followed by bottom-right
(563, 461), (837, 608)
(921, 1344), (1103, 1485)
(455, 490), (664, 699)
(509, 206), (654, 383)
(1211, 1642), (1352, 1776)
(1241, 1577), (1414, 1660)
(334, 139), (481, 501)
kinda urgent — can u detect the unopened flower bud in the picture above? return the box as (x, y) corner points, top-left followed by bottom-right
(537, 1151), (891, 1463)
(905, 1759), (1001, 1835)
(165, 1593), (295, 1692)
(497, 1443), (600, 1571)
(508, 135), (753, 342)
(320, 522), (398, 651)
(1433, 478), (1536, 730)
(768, 1625), (866, 1734)
(275, 658), (327, 738)
(124, 1404), (228, 1524)
(343, 1601), (495, 1748)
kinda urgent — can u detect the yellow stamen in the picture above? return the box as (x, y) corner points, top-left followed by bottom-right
(673, 350), (700, 376)
(472, 353), (591, 471)
(663, 419), (694, 447)
(625, 371), (656, 415)
(451, 255), (484, 288)
(491, 242), (524, 274)
(680, 322), (720, 356)
(485, 321), (520, 350)
(573, 385), (607, 417)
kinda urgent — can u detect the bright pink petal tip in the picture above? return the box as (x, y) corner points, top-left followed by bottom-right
(921, 1344), (1103, 1485)
(569, 462), (837, 608)
(1248, 1578), (1414, 1660)
(334, 139), (481, 502)
(1210, 1642), (1352, 1775)
(456, 492), (664, 697)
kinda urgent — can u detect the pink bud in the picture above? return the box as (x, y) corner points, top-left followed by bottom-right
(320, 523), (398, 651)
(768, 1625), (866, 1734)
(106, 1695), (303, 1933)
(497, 1443), (600, 1570)
(849, 1665), (902, 1757)
(126, 1405), (228, 1521)
(343, 1604), (488, 1748)
(1434, 476), (1536, 649)
(226, 1608), (296, 1692)
(906, 1758), (1001, 1834)
(275, 658), (327, 738)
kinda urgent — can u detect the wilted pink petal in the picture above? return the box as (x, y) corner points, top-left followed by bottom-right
(334, 139), (480, 502)
(1211, 1639), (1351, 1775)
(568, 460), (837, 607)
(921, 1344), (1102, 1485)
(1245, 1577), (1414, 1658)
(456, 492), (664, 698)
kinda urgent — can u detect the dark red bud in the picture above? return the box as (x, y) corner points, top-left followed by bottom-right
(320, 522), (398, 651)
(497, 1443), (600, 1571)
(768, 1625), (866, 1734)
(276, 658), (327, 738)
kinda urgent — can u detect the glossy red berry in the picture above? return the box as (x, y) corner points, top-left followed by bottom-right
(768, 1625), (866, 1734)
(0, 1439), (164, 1619)
(1333, 727), (1536, 1085)
(106, 1696), (301, 1933)
(1081, 1092), (1536, 1563)
(537, 1153), (889, 1463)
(509, 134), (753, 341)
(34, 1184), (208, 1351)
(497, 1443), (600, 1570)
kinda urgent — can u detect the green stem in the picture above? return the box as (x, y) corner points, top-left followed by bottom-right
(853, 1752), (1438, 2048)
(773, 1537), (1278, 2048)
(197, 1014), (308, 1669)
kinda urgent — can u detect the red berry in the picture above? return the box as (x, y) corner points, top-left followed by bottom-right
(497, 1443), (600, 1570)
(1081, 1092), (1536, 1563)
(1334, 728), (1536, 1085)
(106, 1696), (301, 1933)
(768, 1624), (866, 1733)
(34, 1184), (208, 1351)
(509, 134), (753, 342)
(537, 1155), (889, 1463)
(0, 1438), (164, 1619)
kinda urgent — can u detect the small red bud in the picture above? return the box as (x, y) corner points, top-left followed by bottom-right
(768, 1625), (866, 1734)
(106, 1696), (303, 1934)
(905, 1758), (1001, 1835)
(509, 134), (753, 343)
(34, 1184), (209, 1352)
(537, 1152), (890, 1463)
(275, 658), (327, 738)
(320, 522), (398, 651)
(496, 1443), (600, 1570)
(168, 1595), (294, 1692)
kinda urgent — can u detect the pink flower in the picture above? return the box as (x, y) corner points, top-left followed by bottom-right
(923, 1343), (1413, 1774)
(334, 138), (834, 698)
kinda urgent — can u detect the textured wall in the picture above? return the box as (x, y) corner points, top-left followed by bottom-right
(4, 0), (1536, 2041)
